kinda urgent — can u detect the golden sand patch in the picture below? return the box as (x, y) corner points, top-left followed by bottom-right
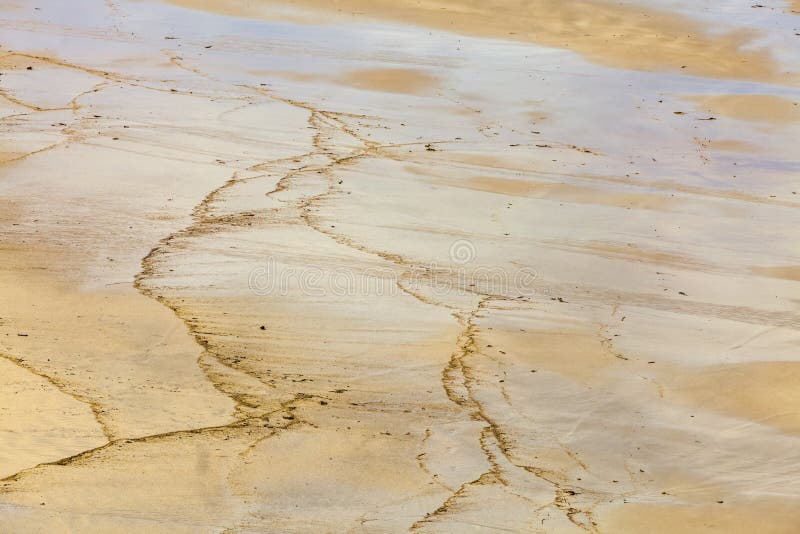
(483, 327), (620, 385)
(668, 361), (800, 435)
(336, 67), (439, 95)
(705, 139), (761, 152)
(162, 0), (785, 82)
(0, 357), (107, 479)
(0, 247), (236, 441)
(599, 500), (800, 534)
(461, 175), (680, 211)
(259, 67), (440, 95)
(686, 94), (800, 124)
(752, 266), (800, 281)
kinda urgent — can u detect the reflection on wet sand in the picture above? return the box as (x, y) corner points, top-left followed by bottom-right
(1, 0), (799, 531)
(164, 0), (788, 82)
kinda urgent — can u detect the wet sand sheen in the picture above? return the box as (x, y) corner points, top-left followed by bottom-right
(163, 0), (788, 82)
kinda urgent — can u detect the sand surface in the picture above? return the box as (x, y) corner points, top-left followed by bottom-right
(1, 0), (799, 532)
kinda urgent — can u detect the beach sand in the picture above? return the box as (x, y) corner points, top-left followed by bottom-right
(1, 0), (799, 531)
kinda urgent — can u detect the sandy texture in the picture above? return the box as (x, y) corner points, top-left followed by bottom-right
(162, 0), (788, 82)
(261, 67), (440, 95)
(1, 0), (800, 532)
(686, 94), (800, 124)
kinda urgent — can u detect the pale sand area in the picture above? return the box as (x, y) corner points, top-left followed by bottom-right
(1, 0), (800, 532)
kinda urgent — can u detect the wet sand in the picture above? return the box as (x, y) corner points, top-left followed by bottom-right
(685, 94), (800, 124)
(163, 0), (787, 81)
(1, 0), (800, 532)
